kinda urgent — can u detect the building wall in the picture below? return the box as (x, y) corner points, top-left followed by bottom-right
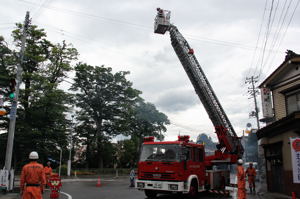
(264, 131), (298, 170)
(263, 131), (300, 196)
(273, 79), (300, 120)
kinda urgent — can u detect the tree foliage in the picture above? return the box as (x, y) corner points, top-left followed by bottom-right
(70, 63), (141, 168)
(0, 20), (170, 170)
(0, 22), (78, 169)
(127, 99), (170, 151)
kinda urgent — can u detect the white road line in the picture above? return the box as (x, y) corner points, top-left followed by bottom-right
(62, 178), (117, 182)
(61, 191), (72, 199)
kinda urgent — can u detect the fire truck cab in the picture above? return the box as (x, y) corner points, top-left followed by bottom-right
(136, 136), (207, 197)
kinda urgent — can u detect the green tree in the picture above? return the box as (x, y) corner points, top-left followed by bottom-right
(117, 137), (139, 168)
(0, 36), (14, 87)
(71, 63), (141, 168)
(0, 22), (78, 168)
(127, 99), (170, 154)
(0, 36), (15, 133)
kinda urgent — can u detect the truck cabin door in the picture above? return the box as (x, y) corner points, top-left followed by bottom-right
(184, 146), (205, 186)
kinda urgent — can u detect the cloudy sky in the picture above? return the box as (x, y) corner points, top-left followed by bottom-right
(1, 0), (299, 142)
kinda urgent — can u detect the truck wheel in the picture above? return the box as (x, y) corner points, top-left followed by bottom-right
(188, 181), (198, 198)
(145, 190), (157, 198)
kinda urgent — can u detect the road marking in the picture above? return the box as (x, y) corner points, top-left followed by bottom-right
(61, 191), (72, 199)
(62, 178), (117, 182)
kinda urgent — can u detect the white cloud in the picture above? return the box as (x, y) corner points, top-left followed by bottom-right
(1, 0), (299, 143)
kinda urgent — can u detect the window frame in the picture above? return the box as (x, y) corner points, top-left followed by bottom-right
(285, 89), (300, 115)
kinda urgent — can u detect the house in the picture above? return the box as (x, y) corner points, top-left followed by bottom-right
(257, 50), (300, 196)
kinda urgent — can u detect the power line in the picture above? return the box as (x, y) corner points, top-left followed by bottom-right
(19, 0), (151, 30)
(276, 0), (299, 51)
(32, 0), (50, 19)
(19, 0), (284, 53)
(263, 0), (299, 76)
(249, 0), (268, 76)
(257, 0), (275, 78)
(261, 0), (289, 75)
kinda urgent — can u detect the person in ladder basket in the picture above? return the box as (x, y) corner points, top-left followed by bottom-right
(245, 162), (256, 193)
(20, 151), (46, 199)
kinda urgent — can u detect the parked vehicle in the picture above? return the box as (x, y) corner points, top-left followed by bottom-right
(135, 9), (244, 198)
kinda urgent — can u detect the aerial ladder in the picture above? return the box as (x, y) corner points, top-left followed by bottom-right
(154, 8), (244, 164)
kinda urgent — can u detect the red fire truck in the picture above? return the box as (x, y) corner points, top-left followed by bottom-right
(135, 8), (244, 198)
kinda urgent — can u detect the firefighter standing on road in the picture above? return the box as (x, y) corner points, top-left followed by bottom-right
(20, 151), (46, 199)
(237, 159), (246, 199)
(44, 161), (52, 187)
(246, 163), (256, 193)
(129, 168), (135, 187)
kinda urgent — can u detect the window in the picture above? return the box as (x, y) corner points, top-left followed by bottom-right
(139, 144), (181, 162)
(192, 147), (204, 162)
(193, 148), (198, 161)
(286, 90), (300, 114)
(199, 148), (204, 162)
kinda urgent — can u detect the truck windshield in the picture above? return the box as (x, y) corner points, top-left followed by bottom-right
(140, 144), (180, 162)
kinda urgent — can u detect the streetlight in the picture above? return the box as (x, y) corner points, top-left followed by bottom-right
(56, 146), (62, 177)
(67, 115), (74, 176)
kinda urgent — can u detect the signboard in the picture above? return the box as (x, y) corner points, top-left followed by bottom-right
(260, 87), (273, 118)
(290, 138), (300, 183)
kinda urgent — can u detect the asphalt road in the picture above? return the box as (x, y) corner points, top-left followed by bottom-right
(46, 176), (239, 199)
(57, 177), (145, 199)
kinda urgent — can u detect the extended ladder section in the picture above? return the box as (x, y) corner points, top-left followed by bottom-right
(154, 8), (243, 160)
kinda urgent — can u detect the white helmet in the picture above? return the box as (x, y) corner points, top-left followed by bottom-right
(237, 159), (243, 165)
(29, 151), (39, 160)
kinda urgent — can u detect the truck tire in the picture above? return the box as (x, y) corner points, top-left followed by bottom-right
(188, 181), (198, 198)
(144, 190), (157, 198)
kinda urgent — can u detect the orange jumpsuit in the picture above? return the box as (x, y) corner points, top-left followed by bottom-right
(20, 161), (46, 199)
(44, 166), (52, 185)
(237, 165), (246, 199)
(246, 167), (256, 190)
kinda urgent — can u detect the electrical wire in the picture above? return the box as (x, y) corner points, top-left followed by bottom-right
(261, 0), (288, 75)
(264, 0), (299, 76)
(256, 0), (275, 78)
(18, 0), (277, 52)
(276, 0), (299, 52)
(248, 0), (268, 77)
(32, 0), (51, 19)
(18, 0), (151, 30)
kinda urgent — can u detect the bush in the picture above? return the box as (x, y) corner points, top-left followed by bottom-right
(53, 164), (67, 176)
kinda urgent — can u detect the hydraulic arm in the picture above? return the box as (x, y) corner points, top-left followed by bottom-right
(154, 8), (243, 161)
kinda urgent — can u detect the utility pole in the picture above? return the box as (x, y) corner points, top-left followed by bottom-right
(245, 76), (267, 195)
(4, 12), (30, 190)
(245, 76), (260, 129)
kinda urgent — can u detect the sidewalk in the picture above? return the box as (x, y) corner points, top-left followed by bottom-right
(1, 189), (292, 199)
(0, 193), (18, 199)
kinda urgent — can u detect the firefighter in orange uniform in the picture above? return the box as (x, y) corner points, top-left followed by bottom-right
(44, 161), (52, 187)
(20, 151), (46, 199)
(237, 159), (246, 199)
(245, 162), (256, 193)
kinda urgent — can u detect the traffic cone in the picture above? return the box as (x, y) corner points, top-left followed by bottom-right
(96, 176), (101, 187)
(292, 192), (296, 199)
